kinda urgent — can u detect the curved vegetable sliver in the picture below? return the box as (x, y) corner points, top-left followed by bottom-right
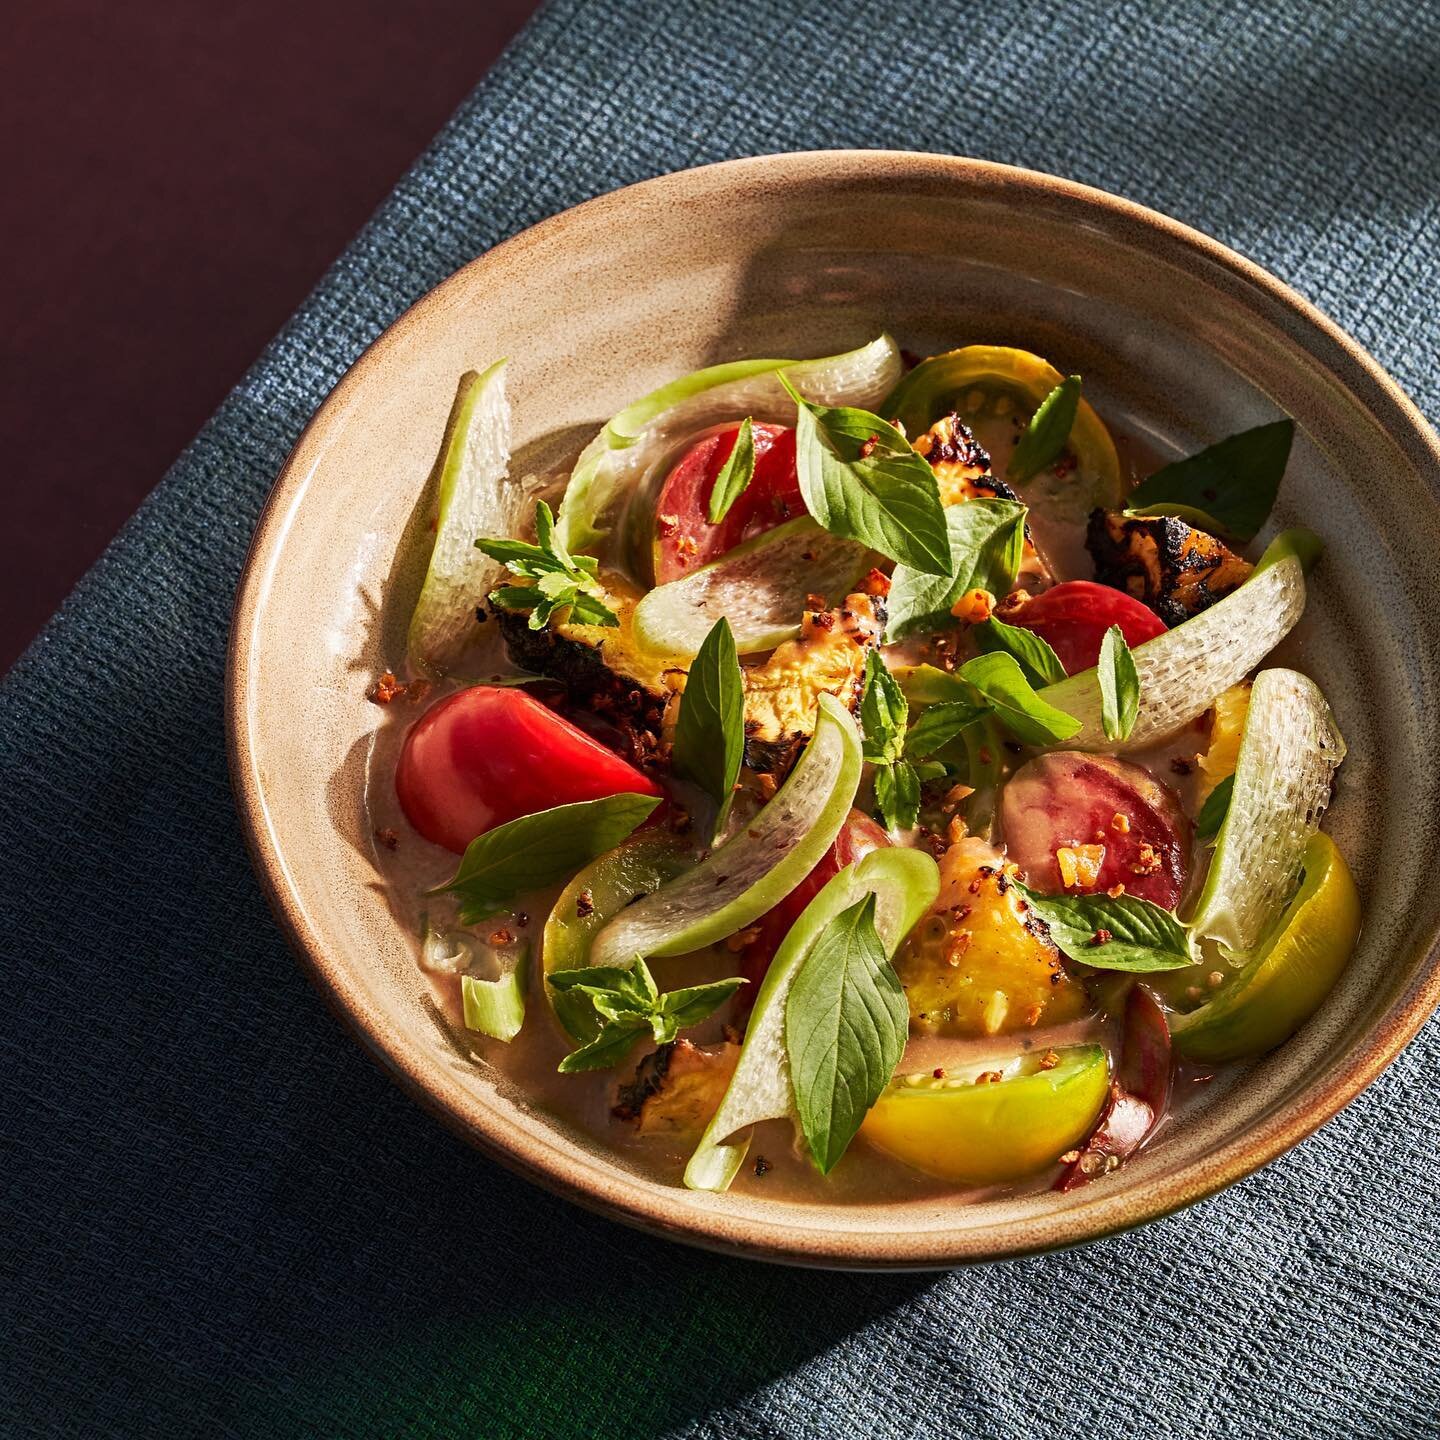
(542, 831), (692, 1043)
(881, 344), (1124, 513)
(1186, 667), (1346, 957)
(685, 846), (939, 1191)
(424, 929), (529, 1042)
(632, 518), (870, 658)
(408, 360), (520, 674)
(589, 694), (864, 968)
(1036, 529), (1316, 752)
(556, 336), (903, 555)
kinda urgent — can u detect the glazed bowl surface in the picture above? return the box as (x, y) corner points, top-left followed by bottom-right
(227, 151), (1440, 1267)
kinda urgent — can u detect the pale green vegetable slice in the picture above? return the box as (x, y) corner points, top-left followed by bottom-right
(407, 360), (522, 674)
(632, 518), (870, 657)
(555, 336), (902, 555)
(685, 847), (939, 1191)
(1186, 667), (1346, 958)
(588, 694), (863, 967)
(423, 928), (529, 1042)
(1036, 529), (1316, 752)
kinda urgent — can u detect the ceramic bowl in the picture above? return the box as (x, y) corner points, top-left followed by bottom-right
(227, 151), (1440, 1267)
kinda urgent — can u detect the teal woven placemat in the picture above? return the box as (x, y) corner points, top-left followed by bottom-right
(4, 1), (1438, 1435)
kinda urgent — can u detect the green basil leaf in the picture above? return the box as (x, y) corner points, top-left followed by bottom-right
(1008, 375), (1081, 483)
(957, 652), (1081, 746)
(1126, 419), (1294, 542)
(672, 617), (745, 816)
(785, 894), (909, 1173)
(1196, 773), (1235, 841)
(706, 417), (756, 524)
(557, 1017), (649, 1073)
(656, 976), (747, 1037)
(903, 699), (985, 759)
(477, 499), (618, 630)
(911, 760), (950, 784)
(887, 500), (1028, 638)
(436, 794), (660, 924)
(873, 760), (920, 832)
(782, 376), (950, 576)
(548, 961), (659, 1013)
(973, 615), (1067, 686)
(1098, 624), (1140, 741)
(1015, 882), (1193, 972)
(860, 651), (908, 766)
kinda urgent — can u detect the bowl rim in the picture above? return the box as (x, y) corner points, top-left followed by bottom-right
(226, 148), (1440, 1269)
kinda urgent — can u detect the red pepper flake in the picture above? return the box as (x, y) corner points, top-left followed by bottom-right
(932, 1067), (947, 1079)
(1170, 756), (1195, 775)
(374, 827), (399, 851)
(862, 568), (892, 598)
(1037, 1049), (1060, 1071)
(489, 929), (515, 947)
(753, 1156), (772, 1177)
(1089, 928), (1114, 946)
(976, 1071), (1002, 1086)
(574, 889), (595, 918)
(859, 434), (879, 459)
(369, 671), (405, 704)
(656, 512), (680, 537)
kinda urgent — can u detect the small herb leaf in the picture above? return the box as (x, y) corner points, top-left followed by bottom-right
(904, 700), (984, 760)
(782, 376), (951, 576)
(477, 500), (619, 630)
(1008, 375), (1082, 483)
(860, 651), (908, 766)
(973, 615), (1067, 687)
(887, 499), (1028, 638)
(556, 1018), (648, 1073)
(673, 617), (745, 818)
(1196, 774), (1235, 841)
(873, 759), (921, 832)
(1126, 419), (1294, 542)
(1098, 625), (1140, 741)
(706, 418), (756, 524)
(1015, 882), (1193, 972)
(785, 894), (908, 1173)
(436, 794), (659, 924)
(958, 652), (1082, 746)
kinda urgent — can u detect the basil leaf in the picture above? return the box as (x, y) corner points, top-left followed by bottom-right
(548, 961), (659, 1012)
(782, 377), (950, 576)
(860, 651), (907, 766)
(1098, 624), (1140, 741)
(557, 1017), (649, 1073)
(904, 699), (985, 759)
(911, 760), (950, 784)
(1008, 375), (1081, 483)
(673, 617), (745, 816)
(1196, 774), (1235, 841)
(477, 499), (618, 630)
(436, 794), (660, 924)
(1015, 882), (1193, 972)
(655, 976), (747, 1040)
(887, 500), (1028, 638)
(973, 615), (1067, 687)
(706, 417), (756, 524)
(1126, 419), (1294, 542)
(958, 652), (1081, 746)
(785, 894), (908, 1173)
(873, 760), (920, 832)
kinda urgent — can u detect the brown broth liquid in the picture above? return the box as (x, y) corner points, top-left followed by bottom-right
(363, 408), (1243, 1208)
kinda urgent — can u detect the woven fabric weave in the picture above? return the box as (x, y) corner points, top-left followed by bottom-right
(4, 1), (1438, 1435)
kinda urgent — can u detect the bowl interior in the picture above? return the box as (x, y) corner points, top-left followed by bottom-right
(229, 152), (1440, 1266)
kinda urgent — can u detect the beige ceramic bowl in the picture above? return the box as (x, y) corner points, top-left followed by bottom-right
(227, 151), (1440, 1267)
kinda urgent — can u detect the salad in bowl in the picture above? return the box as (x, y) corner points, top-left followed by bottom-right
(363, 333), (1356, 1204)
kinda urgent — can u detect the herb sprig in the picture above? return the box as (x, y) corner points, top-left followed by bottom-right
(479, 500), (619, 630)
(1014, 881), (1193, 972)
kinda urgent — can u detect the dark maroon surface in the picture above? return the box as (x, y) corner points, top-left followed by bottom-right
(1, 0), (539, 677)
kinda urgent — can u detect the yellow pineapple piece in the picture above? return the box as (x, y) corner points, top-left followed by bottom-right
(894, 837), (1090, 1037)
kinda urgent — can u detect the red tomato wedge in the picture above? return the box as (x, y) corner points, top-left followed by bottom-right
(396, 686), (662, 854)
(738, 809), (890, 1005)
(1004, 580), (1166, 675)
(653, 422), (802, 584)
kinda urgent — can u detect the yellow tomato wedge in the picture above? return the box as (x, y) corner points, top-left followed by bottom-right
(859, 1045), (1110, 1185)
(1196, 682), (1251, 799)
(1171, 832), (1360, 1065)
(882, 345), (1125, 512)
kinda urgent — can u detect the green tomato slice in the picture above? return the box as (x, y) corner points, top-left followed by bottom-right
(589, 693), (863, 968)
(685, 846), (940, 1192)
(1170, 832), (1360, 1065)
(859, 1045), (1110, 1186)
(542, 830), (692, 1043)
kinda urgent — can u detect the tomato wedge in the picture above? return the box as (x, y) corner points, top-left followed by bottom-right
(738, 809), (889, 1005)
(652, 422), (802, 583)
(1002, 580), (1167, 675)
(396, 686), (662, 853)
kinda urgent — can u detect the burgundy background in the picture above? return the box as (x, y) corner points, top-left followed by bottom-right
(2, 0), (539, 676)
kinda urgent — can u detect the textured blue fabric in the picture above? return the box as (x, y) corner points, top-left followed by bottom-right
(4, 1), (1439, 1435)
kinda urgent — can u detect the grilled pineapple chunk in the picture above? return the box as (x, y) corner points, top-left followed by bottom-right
(894, 837), (1090, 1037)
(613, 1039), (741, 1137)
(1086, 510), (1253, 626)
